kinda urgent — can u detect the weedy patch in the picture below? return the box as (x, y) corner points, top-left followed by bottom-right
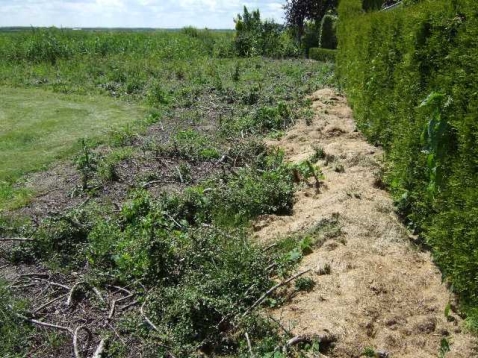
(0, 28), (335, 357)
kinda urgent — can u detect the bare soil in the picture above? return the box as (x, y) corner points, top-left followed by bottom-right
(254, 89), (478, 357)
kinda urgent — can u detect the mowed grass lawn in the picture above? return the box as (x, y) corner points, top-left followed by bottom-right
(0, 87), (145, 208)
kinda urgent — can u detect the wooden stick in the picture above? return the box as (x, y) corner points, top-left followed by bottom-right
(267, 315), (292, 336)
(242, 269), (311, 317)
(109, 291), (134, 319)
(19, 273), (49, 279)
(0, 237), (34, 242)
(108, 301), (116, 319)
(140, 301), (160, 332)
(120, 300), (139, 311)
(263, 243), (278, 252)
(73, 325), (92, 358)
(43, 281), (70, 291)
(92, 339), (106, 358)
(92, 287), (105, 304)
(245, 332), (254, 357)
(175, 166), (184, 183)
(110, 285), (130, 294)
(164, 213), (183, 229)
(107, 323), (127, 346)
(15, 312), (72, 333)
(67, 282), (84, 306)
(286, 333), (337, 347)
(33, 294), (67, 314)
(116, 293), (134, 304)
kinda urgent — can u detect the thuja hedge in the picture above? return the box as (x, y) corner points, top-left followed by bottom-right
(337, 0), (478, 317)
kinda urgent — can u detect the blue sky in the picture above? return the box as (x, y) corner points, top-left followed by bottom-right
(0, 0), (285, 29)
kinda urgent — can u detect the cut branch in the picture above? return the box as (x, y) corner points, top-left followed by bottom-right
(67, 282), (85, 306)
(0, 237), (34, 242)
(92, 339), (107, 358)
(33, 294), (67, 314)
(140, 301), (160, 333)
(245, 332), (254, 357)
(16, 312), (72, 333)
(73, 325), (92, 358)
(286, 333), (337, 347)
(242, 269), (311, 317)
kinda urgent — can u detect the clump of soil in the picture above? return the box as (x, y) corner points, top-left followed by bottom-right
(254, 89), (477, 357)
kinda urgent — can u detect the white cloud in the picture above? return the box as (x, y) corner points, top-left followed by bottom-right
(0, 0), (285, 28)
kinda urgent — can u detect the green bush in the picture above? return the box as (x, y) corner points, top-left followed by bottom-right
(84, 188), (281, 355)
(302, 21), (321, 56)
(362, 0), (384, 11)
(234, 6), (299, 58)
(337, 0), (478, 314)
(319, 14), (338, 49)
(309, 48), (336, 62)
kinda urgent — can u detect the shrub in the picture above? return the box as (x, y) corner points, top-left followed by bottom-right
(302, 21), (321, 56)
(309, 48), (336, 62)
(213, 164), (294, 225)
(337, 0), (478, 316)
(0, 280), (34, 356)
(362, 0), (384, 11)
(234, 6), (299, 58)
(319, 14), (338, 49)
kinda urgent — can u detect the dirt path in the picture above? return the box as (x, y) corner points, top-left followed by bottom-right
(254, 89), (477, 357)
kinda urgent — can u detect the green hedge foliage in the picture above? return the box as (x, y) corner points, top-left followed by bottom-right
(309, 48), (336, 62)
(319, 14), (338, 49)
(362, 0), (384, 11)
(338, 0), (478, 314)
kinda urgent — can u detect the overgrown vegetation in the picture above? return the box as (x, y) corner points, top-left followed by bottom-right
(0, 25), (334, 357)
(2, 151), (325, 356)
(234, 7), (298, 58)
(337, 0), (478, 323)
(0, 26), (334, 211)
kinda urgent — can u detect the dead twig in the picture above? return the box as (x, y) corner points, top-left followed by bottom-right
(286, 333), (337, 347)
(107, 323), (127, 346)
(175, 166), (184, 183)
(263, 243), (278, 252)
(42, 280), (70, 291)
(120, 300), (139, 311)
(142, 179), (168, 188)
(242, 269), (311, 317)
(267, 315), (292, 337)
(33, 294), (67, 314)
(266, 263), (277, 272)
(108, 293), (134, 319)
(92, 338), (107, 358)
(15, 312), (72, 333)
(11, 283), (37, 289)
(19, 273), (49, 279)
(0, 237), (34, 242)
(110, 285), (132, 295)
(67, 282), (85, 306)
(245, 332), (254, 357)
(91, 287), (105, 304)
(140, 300), (160, 333)
(164, 213), (183, 229)
(73, 325), (92, 358)
(108, 301), (116, 319)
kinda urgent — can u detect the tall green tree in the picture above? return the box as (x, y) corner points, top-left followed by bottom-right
(284, 0), (338, 41)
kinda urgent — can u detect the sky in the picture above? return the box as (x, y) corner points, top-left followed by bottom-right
(0, 0), (286, 29)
